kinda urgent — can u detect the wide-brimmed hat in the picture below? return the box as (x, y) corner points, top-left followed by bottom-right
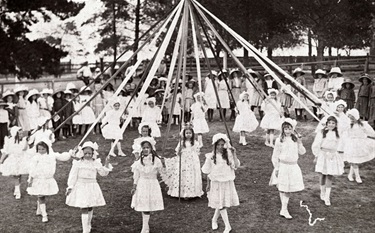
(40, 88), (53, 95)
(264, 73), (273, 79)
(268, 88), (279, 95)
(25, 89), (40, 100)
(2, 90), (15, 100)
(218, 69), (228, 78)
(146, 97), (156, 104)
(185, 79), (196, 87)
(153, 89), (165, 95)
(159, 77), (168, 82)
(52, 88), (65, 97)
(14, 85), (29, 95)
(314, 69), (327, 78)
(358, 74), (372, 84)
(80, 86), (93, 95)
(206, 70), (218, 78)
(64, 89), (73, 95)
(292, 67), (305, 77)
(229, 68), (242, 78)
(329, 67), (342, 77)
(341, 78), (355, 89)
(66, 82), (79, 92)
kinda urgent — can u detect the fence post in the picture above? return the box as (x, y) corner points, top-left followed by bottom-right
(364, 53), (370, 73)
(51, 80), (55, 91)
(68, 60), (72, 73)
(288, 56), (293, 74)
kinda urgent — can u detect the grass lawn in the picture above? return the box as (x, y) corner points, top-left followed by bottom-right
(0, 114), (374, 233)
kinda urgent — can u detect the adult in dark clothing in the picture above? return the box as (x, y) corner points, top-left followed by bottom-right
(52, 90), (65, 140)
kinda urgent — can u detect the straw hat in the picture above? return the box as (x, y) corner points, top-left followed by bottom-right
(292, 67), (305, 77)
(282, 118), (297, 130)
(314, 69), (327, 78)
(329, 67), (342, 77)
(341, 78), (355, 89)
(64, 89), (73, 95)
(66, 82), (78, 92)
(80, 86), (93, 95)
(52, 88), (65, 97)
(2, 90), (15, 100)
(358, 74), (372, 84)
(264, 73), (273, 79)
(40, 88), (53, 95)
(25, 89), (40, 100)
(14, 85), (29, 96)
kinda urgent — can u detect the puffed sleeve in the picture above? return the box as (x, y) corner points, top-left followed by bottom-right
(271, 138), (282, 169)
(202, 153), (213, 174)
(131, 161), (141, 185)
(67, 160), (79, 189)
(54, 152), (71, 162)
(94, 158), (112, 176)
(311, 131), (323, 157)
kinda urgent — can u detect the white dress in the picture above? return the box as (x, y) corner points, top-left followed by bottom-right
(79, 95), (96, 124)
(202, 151), (240, 209)
(141, 106), (161, 137)
(204, 77), (217, 109)
(217, 80), (230, 109)
(66, 159), (111, 208)
(27, 151), (71, 196)
(233, 100), (258, 133)
(131, 156), (164, 212)
(161, 141), (203, 198)
(260, 99), (282, 130)
(341, 122), (375, 164)
(0, 138), (31, 176)
(190, 102), (209, 134)
(38, 98), (52, 128)
(132, 137), (156, 156)
(312, 131), (344, 176)
(26, 101), (40, 130)
(72, 100), (83, 125)
(102, 109), (124, 140)
(270, 137), (305, 192)
(17, 97), (30, 131)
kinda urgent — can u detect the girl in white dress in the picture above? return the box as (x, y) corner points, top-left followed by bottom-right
(26, 89), (41, 131)
(132, 123), (156, 160)
(312, 116), (344, 206)
(202, 133), (240, 233)
(229, 69), (242, 120)
(204, 72), (218, 122)
(190, 92), (209, 147)
(72, 95), (83, 135)
(38, 89), (53, 128)
(343, 108), (375, 183)
(66, 141), (112, 233)
(0, 126), (29, 199)
(233, 91), (259, 145)
(14, 85), (30, 132)
(28, 116), (55, 150)
(269, 118), (305, 219)
(141, 97), (161, 137)
(217, 71), (230, 121)
(131, 139), (165, 233)
(260, 89), (283, 147)
(27, 139), (72, 222)
(334, 100), (351, 135)
(79, 87), (96, 134)
(162, 126), (203, 198)
(101, 98), (126, 157)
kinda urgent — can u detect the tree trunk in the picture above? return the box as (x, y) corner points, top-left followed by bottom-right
(267, 47), (273, 58)
(316, 37), (325, 67)
(308, 29), (312, 58)
(328, 47), (332, 57)
(134, 0), (141, 64)
(243, 48), (249, 66)
(112, 2), (117, 71)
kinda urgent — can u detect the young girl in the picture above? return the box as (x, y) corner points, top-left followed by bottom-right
(162, 126), (203, 198)
(328, 67), (344, 95)
(233, 91), (258, 145)
(321, 91), (337, 116)
(202, 133), (240, 233)
(190, 92), (209, 147)
(131, 139), (165, 233)
(79, 87), (96, 134)
(279, 82), (293, 118)
(14, 85), (30, 132)
(26, 89), (41, 131)
(217, 71), (230, 121)
(27, 139), (72, 222)
(132, 123), (156, 160)
(312, 69), (328, 118)
(0, 100), (9, 149)
(0, 126), (29, 199)
(141, 97), (161, 137)
(260, 89), (283, 147)
(39, 89), (53, 129)
(292, 68), (308, 120)
(339, 79), (355, 110)
(342, 108), (375, 183)
(66, 141), (112, 233)
(3, 90), (17, 127)
(184, 80), (195, 122)
(269, 118), (305, 219)
(28, 116), (55, 150)
(247, 70), (264, 119)
(334, 100), (351, 135)
(204, 71), (218, 122)
(355, 74), (372, 120)
(101, 99), (126, 157)
(63, 90), (75, 138)
(312, 116), (344, 206)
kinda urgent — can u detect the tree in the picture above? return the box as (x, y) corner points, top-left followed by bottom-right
(0, 0), (83, 79)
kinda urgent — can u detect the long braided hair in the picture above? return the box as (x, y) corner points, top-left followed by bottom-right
(212, 139), (230, 165)
(322, 116), (340, 138)
(140, 141), (160, 166)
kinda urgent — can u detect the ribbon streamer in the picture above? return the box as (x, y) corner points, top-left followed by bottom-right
(300, 201), (325, 226)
